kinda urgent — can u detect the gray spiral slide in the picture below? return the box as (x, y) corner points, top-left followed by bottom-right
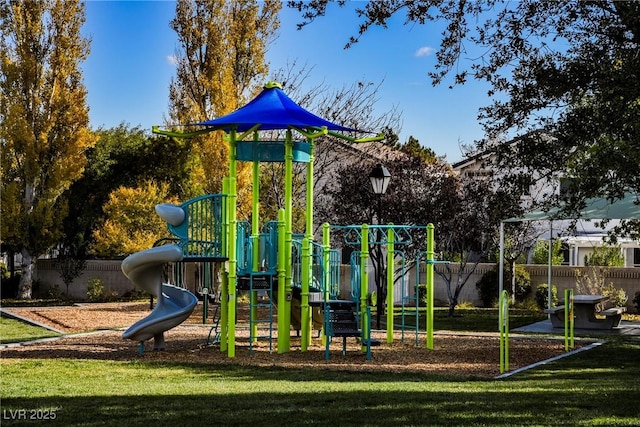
(121, 244), (197, 351)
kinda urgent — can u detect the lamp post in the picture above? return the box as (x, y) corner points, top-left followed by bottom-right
(369, 163), (391, 329)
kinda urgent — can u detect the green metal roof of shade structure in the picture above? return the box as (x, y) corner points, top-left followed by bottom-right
(499, 192), (640, 315)
(504, 192), (640, 222)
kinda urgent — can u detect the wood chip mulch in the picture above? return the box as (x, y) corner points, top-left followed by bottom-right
(1, 302), (580, 378)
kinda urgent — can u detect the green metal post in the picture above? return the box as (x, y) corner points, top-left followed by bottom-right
(321, 223), (330, 345)
(323, 223), (330, 301)
(305, 137), (314, 240)
(251, 135), (260, 342)
(565, 289), (574, 351)
(386, 224), (395, 343)
(361, 224), (369, 351)
(301, 136), (314, 350)
(277, 209), (286, 353)
(426, 223), (435, 350)
(499, 289), (509, 373)
(227, 131), (238, 358)
(220, 178), (229, 353)
(279, 129), (293, 353)
(301, 237), (311, 351)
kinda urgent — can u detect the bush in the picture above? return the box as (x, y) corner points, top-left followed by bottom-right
(47, 284), (64, 300)
(476, 265), (531, 308)
(476, 269), (498, 308)
(535, 283), (558, 310)
(417, 284), (427, 307)
(576, 266), (627, 310)
(601, 282), (628, 309)
(86, 278), (117, 302)
(86, 279), (104, 302)
(121, 288), (149, 300)
(511, 265), (532, 301)
(531, 240), (564, 265)
(0, 261), (9, 279)
(584, 245), (625, 267)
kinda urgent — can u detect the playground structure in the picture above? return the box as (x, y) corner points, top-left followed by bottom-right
(123, 193), (441, 358)
(122, 82), (441, 358)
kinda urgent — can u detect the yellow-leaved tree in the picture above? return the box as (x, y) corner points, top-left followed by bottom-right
(0, 0), (96, 298)
(168, 0), (281, 218)
(92, 182), (179, 258)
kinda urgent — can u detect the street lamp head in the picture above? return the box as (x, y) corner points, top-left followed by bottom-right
(369, 163), (391, 195)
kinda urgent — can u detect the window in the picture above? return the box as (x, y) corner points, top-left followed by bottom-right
(634, 248), (640, 267)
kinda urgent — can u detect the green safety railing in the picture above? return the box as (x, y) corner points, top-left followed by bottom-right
(340, 224), (415, 246)
(167, 194), (227, 259)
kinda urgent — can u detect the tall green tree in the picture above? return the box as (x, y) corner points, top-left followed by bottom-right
(62, 124), (197, 258)
(168, 0), (281, 218)
(0, 0), (96, 299)
(532, 239), (564, 265)
(290, 1), (640, 233)
(92, 181), (179, 258)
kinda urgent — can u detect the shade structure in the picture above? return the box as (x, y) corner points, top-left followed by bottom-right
(499, 191), (639, 315)
(194, 82), (359, 133)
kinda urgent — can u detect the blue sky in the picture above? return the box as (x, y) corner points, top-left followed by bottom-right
(82, 1), (493, 162)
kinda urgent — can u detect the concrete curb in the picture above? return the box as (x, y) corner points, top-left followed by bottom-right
(494, 340), (605, 379)
(0, 308), (66, 334)
(0, 328), (120, 349)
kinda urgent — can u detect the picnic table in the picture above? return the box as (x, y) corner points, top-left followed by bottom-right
(544, 294), (626, 329)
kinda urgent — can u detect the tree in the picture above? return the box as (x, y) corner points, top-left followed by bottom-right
(498, 221), (539, 303)
(0, 0), (96, 299)
(168, 0), (281, 218)
(321, 148), (458, 323)
(398, 135), (437, 163)
(435, 177), (494, 315)
(62, 124), (198, 259)
(578, 245), (627, 308)
(289, 1), (640, 232)
(532, 239), (564, 265)
(55, 238), (86, 298)
(91, 182), (179, 258)
(584, 245), (625, 267)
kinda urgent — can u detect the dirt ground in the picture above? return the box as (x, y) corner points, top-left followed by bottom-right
(1, 302), (578, 378)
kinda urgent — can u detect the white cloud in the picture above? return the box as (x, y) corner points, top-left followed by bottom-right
(166, 54), (178, 66)
(415, 46), (435, 57)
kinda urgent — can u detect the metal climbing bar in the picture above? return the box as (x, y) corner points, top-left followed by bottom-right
(333, 224), (422, 246)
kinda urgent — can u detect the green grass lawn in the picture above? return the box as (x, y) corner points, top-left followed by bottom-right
(0, 318), (60, 344)
(1, 339), (639, 426)
(1, 308), (639, 426)
(392, 307), (548, 331)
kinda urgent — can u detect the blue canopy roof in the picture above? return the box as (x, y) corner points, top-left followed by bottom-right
(194, 82), (358, 133)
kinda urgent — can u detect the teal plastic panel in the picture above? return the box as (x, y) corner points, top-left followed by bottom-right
(236, 141), (311, 163)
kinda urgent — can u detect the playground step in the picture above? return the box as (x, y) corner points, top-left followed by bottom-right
(327, 301), (361, 339)
(237, 274), (274, 290)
